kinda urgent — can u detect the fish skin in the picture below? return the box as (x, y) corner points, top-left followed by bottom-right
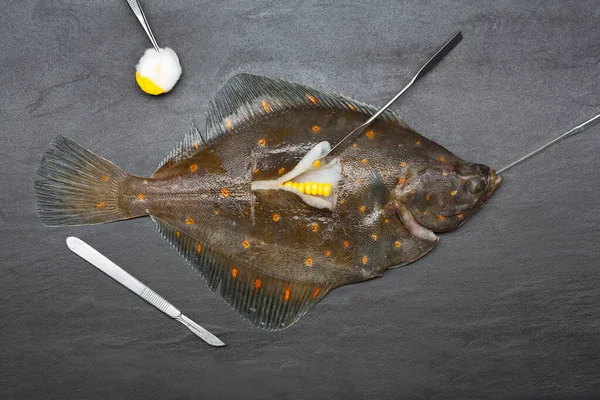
(35, 74), (502, 330)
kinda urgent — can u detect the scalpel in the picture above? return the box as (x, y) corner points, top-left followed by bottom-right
(66, 237), (225, 347)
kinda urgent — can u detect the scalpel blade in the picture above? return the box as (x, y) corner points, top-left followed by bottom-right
(66, 236), (225, 347)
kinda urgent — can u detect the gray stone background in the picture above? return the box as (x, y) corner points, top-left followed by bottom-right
(1, 0), (599, 399)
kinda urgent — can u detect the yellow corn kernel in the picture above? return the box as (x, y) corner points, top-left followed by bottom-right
(323, 184), (331, 197)
(283, 181), (293, 188)
(297, 182), (305, 193)
(304, 182), (312, 195)
(311, 183), (318, 194)
(317, 184), (324, 196)
(291, 182), (299, 190)
(313, 160), (321, 168)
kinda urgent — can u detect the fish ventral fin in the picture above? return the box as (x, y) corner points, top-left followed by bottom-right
(151, 216), (333, 331)
(154, 120), (207, 175)
(206, 73), (410, 139)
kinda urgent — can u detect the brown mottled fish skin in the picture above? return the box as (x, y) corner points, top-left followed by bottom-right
(35, 74), (502, 330)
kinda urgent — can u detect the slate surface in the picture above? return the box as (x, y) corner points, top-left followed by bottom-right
(1, 1), (599, 399)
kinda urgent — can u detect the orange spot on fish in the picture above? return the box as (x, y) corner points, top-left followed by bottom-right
(137, 193), (145, 201)
(439, 215), (445, 221)
(311, 223), (319, 232)
(410, 189), (415, 195)
(340, 199), (345, 204)
(457, 214), (464, 219)
(450, 190), (457, 196)
(362, 255), (368, 265)
(196, 244), (202, 253)
(214, 209), (219, 215)
(414, 139), (421, 145)
(283, 287), (291, 302)
(325, 250), (331, 257)
(278, 167), (285, 175)
(426, 195), (430, 201)
(231, 268), (238, 278)
(360, 205), (366, 212)
(254, 168), (260, 174)
(273, 213), (280, 222)
(312, 125), (320, 133)
(401, 161), (407, 168)
(439, 156), (445, 163)
(362, 158), (368, 164)
(194, 141), (199, 150)
(225, 118), (233, 130)
(312, 287), (321, 299)
(384, 219), (389, 224)
(176, 231), (181, 239)
(306, 94), (319, 105)
(365, 130), (375, 139)
(189, 164), (198, 172)
(258, 138), (266, 147)
(221, 187), (230, 198)
(343, 241), (350, 247)
(371, 234), (378, 241)
(185, 218), (194, 225)
(242, 240), (251, 249)
(167, 201), (172, 206)
(395, 241), (401, 248)
(254, 278), (262, 290)
(305, 258), (313, 267)
(398, 177), (406, 184)
(100, 175), (109, 181)
(95, 202), (105, 209)
(443, 171), (448, 177)
(353, 143), (357, 148)
(423, 211), (428, 215)
(261, 100), (272, 112)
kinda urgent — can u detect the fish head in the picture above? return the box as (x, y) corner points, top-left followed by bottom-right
(394, 161), (502, 232)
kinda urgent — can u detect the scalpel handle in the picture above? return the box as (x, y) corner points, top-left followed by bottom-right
(66, 237), (181, 318)
(65, 237), (225, 347)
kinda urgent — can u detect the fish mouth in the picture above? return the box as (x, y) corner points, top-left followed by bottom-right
(488, 169), (503, 193)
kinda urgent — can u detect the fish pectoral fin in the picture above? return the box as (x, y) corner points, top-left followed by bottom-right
(369, 170), (393, 209)
(251, 141), (341, 211)
(152, 216), (333, 331)
(396, 204), (438, 243)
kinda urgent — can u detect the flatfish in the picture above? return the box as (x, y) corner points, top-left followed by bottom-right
(35, 74), (502, 330)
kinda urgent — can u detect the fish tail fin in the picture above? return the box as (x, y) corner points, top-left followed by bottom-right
(35, 135), (139, 226)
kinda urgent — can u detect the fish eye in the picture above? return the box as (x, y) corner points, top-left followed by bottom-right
(456, 163), (479, 175)
(466, 178), (485, 194)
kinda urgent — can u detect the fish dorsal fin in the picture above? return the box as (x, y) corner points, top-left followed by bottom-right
(206, 73), (409, 140)
(153, 120), (207, 175)
(151, 216), (333, 330)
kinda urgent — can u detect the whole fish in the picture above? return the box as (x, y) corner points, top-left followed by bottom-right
(35, 74), (502, 330)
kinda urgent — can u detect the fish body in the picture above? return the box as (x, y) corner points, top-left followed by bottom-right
(35, 74), (501, 330)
